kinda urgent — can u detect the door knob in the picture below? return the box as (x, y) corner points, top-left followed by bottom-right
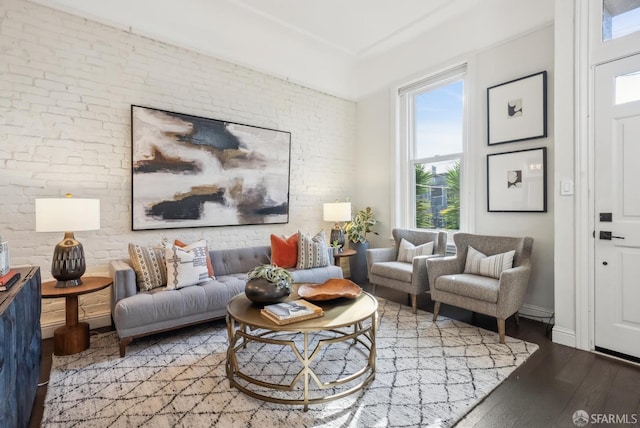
(599, 231), (625, 240)
(603, 261), (608, 266)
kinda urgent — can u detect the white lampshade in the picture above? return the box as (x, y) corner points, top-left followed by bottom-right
(323, 202), (351, 222)
(35, 197), (100, 232)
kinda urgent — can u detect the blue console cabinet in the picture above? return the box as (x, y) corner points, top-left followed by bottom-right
(0, 267), (41, 428)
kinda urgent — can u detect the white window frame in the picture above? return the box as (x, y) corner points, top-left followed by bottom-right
(393, 62), (473, 240)
(591, 0), (640, 64)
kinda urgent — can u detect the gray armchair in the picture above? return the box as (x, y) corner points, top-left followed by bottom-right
(427, 233), (533, 343)
(366, 228), (447, 313)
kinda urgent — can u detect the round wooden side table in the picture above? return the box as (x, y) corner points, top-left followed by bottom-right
(41, 276), (112, 355)
(333, 248), (356, 266)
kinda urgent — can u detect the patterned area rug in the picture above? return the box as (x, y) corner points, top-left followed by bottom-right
(42, 299), (538, 427)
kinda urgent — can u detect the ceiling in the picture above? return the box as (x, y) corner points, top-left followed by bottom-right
(222, 0), (477, 58)
(28, 0), (495, 98)
(33, 0), (477, 58)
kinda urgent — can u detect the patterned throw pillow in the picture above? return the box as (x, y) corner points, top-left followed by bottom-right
(128, 243), (167, 291)
(397, 238), (434, 262)
(165, 240), (210, 290)
(271, 233), (298, 268)
(464, 246), (515, 279)
(174, 239), (215, 279)
(297, 230), (330, 269)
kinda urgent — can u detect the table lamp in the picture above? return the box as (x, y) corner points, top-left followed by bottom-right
(323, 202), (351, 249)
(35, 194), (100, 288)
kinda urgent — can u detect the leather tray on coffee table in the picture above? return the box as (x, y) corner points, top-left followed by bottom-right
(297, 278), (362, 301)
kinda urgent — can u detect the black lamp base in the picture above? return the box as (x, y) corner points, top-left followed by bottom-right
(52, 232), (86, 288)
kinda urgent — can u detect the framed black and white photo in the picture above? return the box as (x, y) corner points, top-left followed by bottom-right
(487, 147), (547, 212)
(487, 71), (547, 145)
(131, 105), (291, 230)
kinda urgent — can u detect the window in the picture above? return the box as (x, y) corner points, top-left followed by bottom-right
(397, 65), (467, 232)
(615, 71), (640, 104)
(603, 0), (640, 41)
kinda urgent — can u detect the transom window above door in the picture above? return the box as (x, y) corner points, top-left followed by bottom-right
(603, 0), (640, 41)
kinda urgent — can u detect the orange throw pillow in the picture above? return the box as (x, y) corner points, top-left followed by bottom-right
(270, 234), (298, 268)
(174, 239), (215, 278)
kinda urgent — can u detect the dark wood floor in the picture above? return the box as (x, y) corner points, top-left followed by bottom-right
(29, 285), (640, 428)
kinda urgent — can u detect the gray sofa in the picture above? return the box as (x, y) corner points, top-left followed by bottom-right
(110, 245), (342, 357)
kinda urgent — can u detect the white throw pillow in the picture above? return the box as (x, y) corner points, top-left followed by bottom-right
(397, 238), (434, 263)
(464, 246), (515, 279)
(297, 230), (330, 269)
(165, 240), (210, 289)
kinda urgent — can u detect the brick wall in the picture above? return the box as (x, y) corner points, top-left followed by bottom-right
(0, 0), (357, 335)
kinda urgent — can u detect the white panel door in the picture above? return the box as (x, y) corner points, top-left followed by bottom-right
(594, 53), (640, 359)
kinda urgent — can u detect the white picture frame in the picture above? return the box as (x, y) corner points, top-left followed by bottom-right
(487, 71), (547, 145)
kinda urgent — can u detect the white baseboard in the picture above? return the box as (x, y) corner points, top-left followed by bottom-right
(518, 303), (554, 321)
(552, 326), (576, 348)
(41, 312), (112, 339)
(518, 305), (578, 349)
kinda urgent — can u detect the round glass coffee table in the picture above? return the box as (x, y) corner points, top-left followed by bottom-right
(226, 288), (378, 410)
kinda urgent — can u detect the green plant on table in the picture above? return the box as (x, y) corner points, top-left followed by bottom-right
(247, 264), (294, 293)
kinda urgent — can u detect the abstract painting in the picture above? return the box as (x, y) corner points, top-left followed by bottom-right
(131, 106), (290, 230)
(487, 71), (547, 145)
(487, 147), (547, 212)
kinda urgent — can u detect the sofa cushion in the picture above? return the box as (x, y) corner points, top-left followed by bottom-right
(397, 238), (434, 262)
(113, 276), (246, 332)
(165, 241), (210, 290)
(270, 233), (298, 268)
(434, 273), (499, 303)
(464, 246), (515, 279)
(128, 243), (167, 291)
(370, 261), (413, 283)
(297, 230), (330, 269)
(209, 246), (271, 278)
(175, 239), (214, 279)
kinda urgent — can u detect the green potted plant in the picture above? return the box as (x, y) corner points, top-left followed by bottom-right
(344, 207), (377, 284)
(344, 207), (376, 244)
(245, 264), (294, 304)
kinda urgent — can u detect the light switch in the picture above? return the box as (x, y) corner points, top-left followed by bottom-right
(560, 180), (574, 196)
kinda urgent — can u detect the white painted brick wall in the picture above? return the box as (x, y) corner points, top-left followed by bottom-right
(0, 0), (357, 334)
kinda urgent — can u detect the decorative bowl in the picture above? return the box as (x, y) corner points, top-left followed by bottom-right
(245, 278), (290, 305)
(297, 278), (362, 301)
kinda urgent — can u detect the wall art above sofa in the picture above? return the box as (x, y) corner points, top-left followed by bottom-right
(131, 105), (291, 230)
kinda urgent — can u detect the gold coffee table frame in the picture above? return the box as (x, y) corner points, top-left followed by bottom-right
(226, 289), (378, 411)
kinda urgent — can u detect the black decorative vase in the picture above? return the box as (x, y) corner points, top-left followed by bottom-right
(349, 241), (370, 285)
(245, 278), (291, 305)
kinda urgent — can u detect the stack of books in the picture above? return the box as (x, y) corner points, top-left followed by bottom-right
(261, 299), (324, 325)
(0, 270), (20, 292)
